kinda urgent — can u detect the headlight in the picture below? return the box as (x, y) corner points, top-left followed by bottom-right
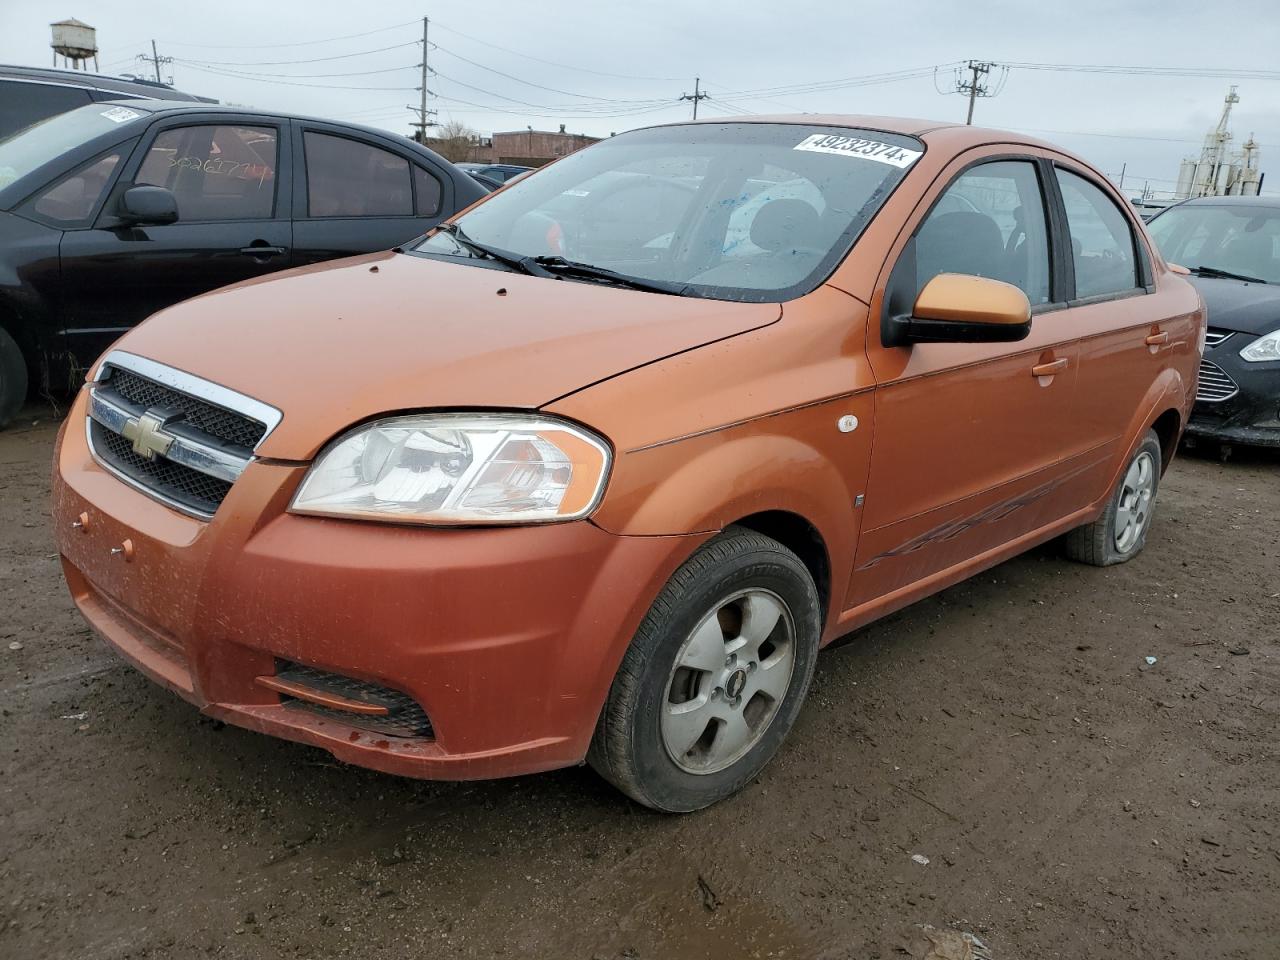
(291, 413), (611, 524)
(1240, 329), (1280, 362)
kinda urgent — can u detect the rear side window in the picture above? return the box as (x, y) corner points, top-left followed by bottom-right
(305, 133), (412, 217)
(136, 124), (278, 220)
(913, 160), (1052, 305)
(1055, 169), (1139, 299)
(0, 81), (93, 140)
(33, 151), (122, 223)
(414, 165), (441, 216)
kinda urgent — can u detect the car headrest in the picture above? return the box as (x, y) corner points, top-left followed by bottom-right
(751, 199), (823, 253)
(916, 211), (1006, 282)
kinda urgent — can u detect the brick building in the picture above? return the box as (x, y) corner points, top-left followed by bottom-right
(433, 125), (600, 167)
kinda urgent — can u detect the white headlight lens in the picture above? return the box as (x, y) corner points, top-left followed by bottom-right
(1239, 329), (1280, 362)
(291, 414), (610, 524)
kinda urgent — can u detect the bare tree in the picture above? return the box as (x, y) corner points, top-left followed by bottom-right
(432, 120), (479, 162)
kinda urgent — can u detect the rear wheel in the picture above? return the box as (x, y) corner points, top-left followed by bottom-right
(1064, 430), (1162, 566)
(589, 527), (821, 812)
(0, 327), (28, 430)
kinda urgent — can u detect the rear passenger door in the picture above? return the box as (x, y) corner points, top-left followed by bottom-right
(1048, 164), (1172, 500)
(290, 123), (451, 265)
(58, 116), (293, 363)
(853, 152), (1083, 607)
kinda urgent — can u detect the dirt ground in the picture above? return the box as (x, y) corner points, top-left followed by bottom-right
(2, 400), (1278, 960)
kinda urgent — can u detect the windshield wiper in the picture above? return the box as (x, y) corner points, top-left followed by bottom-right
(532, 256), (691, 296)
(437, 222), (553, 278)
(1191, 265), (1269, 284)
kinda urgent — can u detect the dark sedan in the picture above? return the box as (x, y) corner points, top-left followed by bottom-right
(1147, 196), (1280, 451)
(0, 101), (487, 426)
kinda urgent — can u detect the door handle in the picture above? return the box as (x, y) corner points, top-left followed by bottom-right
(1031, 358), (1069, 378)
(239, 244), (286, 257)
(1145, 331), (1170, 346)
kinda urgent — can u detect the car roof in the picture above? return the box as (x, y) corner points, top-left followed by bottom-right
(661, 113), (1066, 153)
(92, 99), (449, 158)
(1168, 195), (1280, 208)
(0, 63), (214, 102)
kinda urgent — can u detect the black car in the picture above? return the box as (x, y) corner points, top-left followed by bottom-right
(0, 100), (488, 426)
(1147, 196), (1280, 451)
(456, 162), (533, 184)
(0, 64), (214, 140)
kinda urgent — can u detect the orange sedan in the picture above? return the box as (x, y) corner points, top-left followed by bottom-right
(52, 117), (1202, 811)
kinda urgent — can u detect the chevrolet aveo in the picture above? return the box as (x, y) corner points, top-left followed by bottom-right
(52, 116), (1203, 811)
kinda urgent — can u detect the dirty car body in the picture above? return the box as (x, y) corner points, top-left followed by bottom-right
(52, 116), (1201, 810)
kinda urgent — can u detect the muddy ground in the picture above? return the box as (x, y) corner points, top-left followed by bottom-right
(1, 400), (1278, 960)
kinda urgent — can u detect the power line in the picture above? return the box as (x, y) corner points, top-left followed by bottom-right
(1005, 60), (1280, 81)
(175, 40), (419, 67)
(431, 43), (656, 103)
(170, 59), (416, 79)
(152, 20), (419, 50)
(177, 61), (417, 91)
(429, 21), (688, 82)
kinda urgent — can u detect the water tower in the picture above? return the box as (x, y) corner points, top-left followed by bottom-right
(50, 18), (99, 71)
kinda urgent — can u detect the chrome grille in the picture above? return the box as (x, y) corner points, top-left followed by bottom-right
(106, 367), (267, 450)
(1204, 329), (1234, 348)
(1196, 359), (1239, 402)
(91, 420), (234, 515)
(85, 352), (282, 519)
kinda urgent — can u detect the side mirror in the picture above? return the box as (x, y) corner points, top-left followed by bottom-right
(119, 185), (178, 226)
(885, 273), (1031, 346)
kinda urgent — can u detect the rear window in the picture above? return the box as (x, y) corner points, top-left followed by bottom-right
(0, 81), (93, 141)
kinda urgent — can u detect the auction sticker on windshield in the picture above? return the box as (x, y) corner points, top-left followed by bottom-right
(100, 107), (141, 124)
(793, 134), (922, 168)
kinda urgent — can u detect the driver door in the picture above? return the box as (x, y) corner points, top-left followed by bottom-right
(57, 117), (293, 366)
(850, 152), (1086, 608)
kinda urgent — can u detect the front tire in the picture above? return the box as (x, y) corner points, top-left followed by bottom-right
(1063, 430), (1162, 566)
(0, 327), (27, 430)
(589, 527), (821, 812)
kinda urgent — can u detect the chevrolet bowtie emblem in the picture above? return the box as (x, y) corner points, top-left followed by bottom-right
(121, 409), (176, 460)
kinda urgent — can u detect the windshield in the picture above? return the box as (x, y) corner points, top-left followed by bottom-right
(0, 102), (149, 191)
(414, 123), (923, 301)
(1148, 202), (1280, 283)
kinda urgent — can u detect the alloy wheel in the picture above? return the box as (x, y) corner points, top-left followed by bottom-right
(1115, 451), (1156, 553)
(660, 588), (797, 775)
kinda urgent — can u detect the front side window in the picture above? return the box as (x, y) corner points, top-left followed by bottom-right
(1148, 203), (1280, 284)
(413, 123), (924, 302)
(912, 160), (1052, 305)
(1056, 169), (1139, 299)
(137, 124), (278, 221)
(33, 151), (122, 223)
(305, 133), (412, 217)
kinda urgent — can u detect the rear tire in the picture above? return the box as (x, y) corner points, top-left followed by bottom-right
(0, 327), (28, 431)
(1063, 430), (1162, 566)
(588, 527), (821, 812)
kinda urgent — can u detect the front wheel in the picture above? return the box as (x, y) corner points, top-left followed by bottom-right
(1063, 430), (1162, 566)
(588, 527), (821, 812)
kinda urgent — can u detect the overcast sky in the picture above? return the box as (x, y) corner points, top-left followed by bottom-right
(7, 0), (1280, 196)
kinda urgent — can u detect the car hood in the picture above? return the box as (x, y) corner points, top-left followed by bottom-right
(107, 250), (781, 460)
(1188, 276), (1280, 336)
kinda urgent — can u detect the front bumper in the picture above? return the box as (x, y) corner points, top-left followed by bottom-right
(1188, 336), (1280, 447)
(53, 390), (702, 780)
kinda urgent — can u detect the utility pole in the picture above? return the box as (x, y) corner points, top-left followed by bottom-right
(407, 17), (437, 144)
(680, 78), (709, 120)
(956, 60), (994, 125)
(139, 40), (173, 85)
(1118, 162), (1126, 192)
